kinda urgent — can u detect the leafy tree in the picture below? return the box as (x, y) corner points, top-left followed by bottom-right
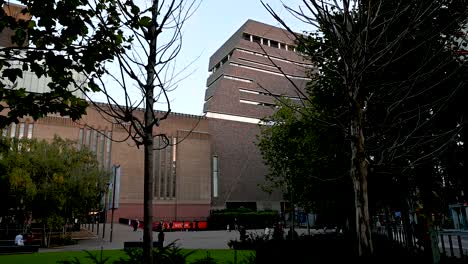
(0, 0), (127, 127)
(0, 137), (104, 247)
(3, 1), (200, 261)
(258, 99), (351, 227)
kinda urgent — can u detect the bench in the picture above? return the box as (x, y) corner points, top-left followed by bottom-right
(0, 240), (40, 254)
(0, 245), (40, 254)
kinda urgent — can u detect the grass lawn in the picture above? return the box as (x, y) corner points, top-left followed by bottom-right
(0, 249), (254, 264)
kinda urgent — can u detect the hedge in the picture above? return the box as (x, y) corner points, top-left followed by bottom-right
(207, 209), (280, 230)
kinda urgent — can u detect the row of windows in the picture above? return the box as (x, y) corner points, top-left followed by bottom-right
(1, 123), (34, 139)
(237, 48), (313, 68)
(242, 33), (296, 52)
(78, 128), (112, 171)
(238, 88), (302, 107)
(209, 44), (312, 75)
(240, 99), (276, 107)
(211, 51), (234, 74)
(154, 137), (177, 199)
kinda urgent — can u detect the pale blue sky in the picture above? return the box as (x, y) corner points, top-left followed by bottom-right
(152, 0), (306, 115)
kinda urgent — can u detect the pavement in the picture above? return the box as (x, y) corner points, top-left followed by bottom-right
(40, 224), (317, 253)
(41, 223), (236, 252)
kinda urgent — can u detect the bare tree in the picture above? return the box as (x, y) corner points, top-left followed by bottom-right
(80, 0), (200, 263)
(263, 0), (467, 259)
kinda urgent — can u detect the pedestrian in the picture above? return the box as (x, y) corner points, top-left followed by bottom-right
(272, 222), (284, 240)
(264, 226), (270, 237)
(169, 221), (173, 232)
(239, 225), (247, 241)
(133, 219), (139, 231)
(195, 220), (199, 232)
(158, 230), (165, 249)
(15, 233), (24, 246)
(227, 223), (231, 232)
(376, 219), (382, 233)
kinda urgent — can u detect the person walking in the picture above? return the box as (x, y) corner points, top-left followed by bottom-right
(132, 219), (139, 231)
(158, 230), (165, 249)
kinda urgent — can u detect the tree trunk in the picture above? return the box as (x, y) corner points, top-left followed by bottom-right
(42, 223), (47, 247)
(350, 102), (373, 256)
(143, 134), (154, 263)
(142, 1), (158, 262)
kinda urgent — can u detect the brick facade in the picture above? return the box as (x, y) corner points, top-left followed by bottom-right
(204, 20), (309, 210)
(4, 106), (212, 221)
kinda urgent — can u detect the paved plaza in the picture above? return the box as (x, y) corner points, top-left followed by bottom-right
(39, 223), (312, 253)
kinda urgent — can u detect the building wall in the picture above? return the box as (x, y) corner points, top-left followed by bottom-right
(3, 105), (212, 221)
(204, 20), (310, 210)
(209, 118), (283, 209)
(0, 3), (31, 47)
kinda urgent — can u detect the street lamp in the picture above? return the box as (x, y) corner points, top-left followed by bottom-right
(110, 164), (120, 242)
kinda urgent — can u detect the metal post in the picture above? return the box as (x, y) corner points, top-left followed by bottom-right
(102, 184), (109, 239)
(290, 186), (294, 240)
(449, 235), (454, 257)
(96, 213), (100, 236)
(441, 234), (446, 256)
(458, 235), (463, 257)
(110, 165), (117, 242)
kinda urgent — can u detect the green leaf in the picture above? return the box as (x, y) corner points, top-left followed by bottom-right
(139, 16), (152, 27)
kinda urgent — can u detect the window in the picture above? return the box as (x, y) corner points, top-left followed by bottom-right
(18, 123), (25, 139)
(221, 56), (228, 65)
(240, 99), (260, 105)
(106, 131), (112, 171)
(224, 75), (252, 83)
(160, 141), (166, 198)
(166, 144), (172, 198)
(239, 88), (259, 95)
(252, 35), (261, 44)
(100, 131), (105, 166)
(27, 124), (33, 139)
(270, 40), (279, 49)
(279, 43), (286, 50)
(154, 137), (161, 198)
(172, 137), (176, 198)
(92, 130), (98, 153)
(213, 156), (218, 198)
(10, 123), (16, 138)
(154, 137), (177, 199)
(242, 33), (250, 41)
(86, 129), (91, 146)
(78, 128), (84, 150)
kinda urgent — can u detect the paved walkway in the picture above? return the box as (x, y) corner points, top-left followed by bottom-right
(40, 224), (315, 252)
(41, 223), (242, 252)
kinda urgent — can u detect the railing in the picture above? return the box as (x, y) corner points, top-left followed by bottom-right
(375, 225), (468, 259)
(438, 232), (468, 258)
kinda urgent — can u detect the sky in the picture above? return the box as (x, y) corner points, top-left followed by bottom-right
(93, 0), (307, 116)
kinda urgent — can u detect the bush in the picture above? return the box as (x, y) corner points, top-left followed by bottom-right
(51, 234), (78, 246)
(115, 241), (193, 264)
(228, 232), (270, 250)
